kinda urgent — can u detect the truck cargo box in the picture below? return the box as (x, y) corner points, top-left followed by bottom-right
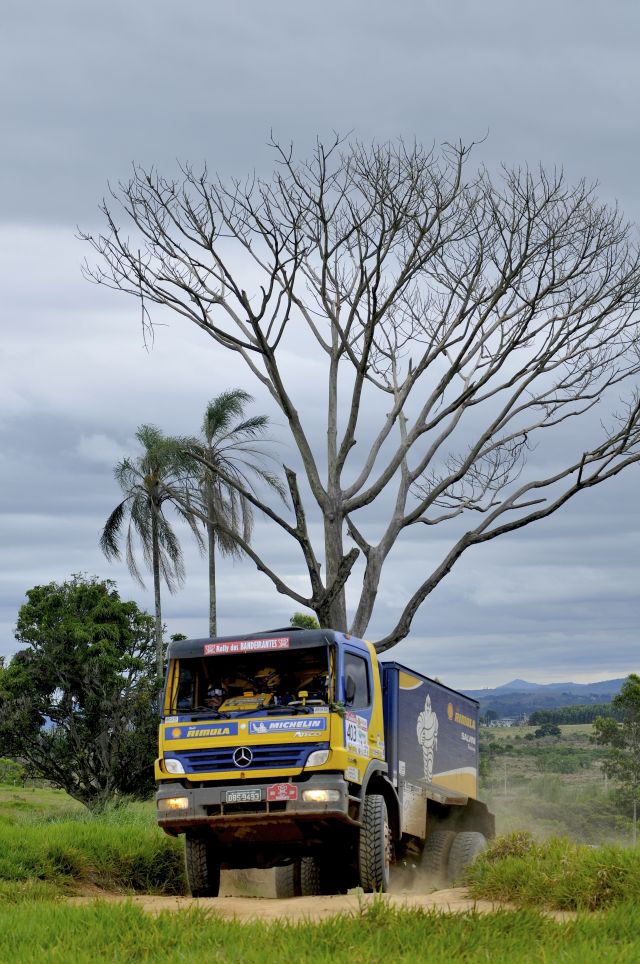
(381, 662), (480, 838)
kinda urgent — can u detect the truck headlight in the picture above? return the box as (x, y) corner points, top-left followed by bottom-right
(302, 789), (340, 803)
(164, 758), (185, 775)
(305, 749), (329, 768)
(157, 796), (189, 811)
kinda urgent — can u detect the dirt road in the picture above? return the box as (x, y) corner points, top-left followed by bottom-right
(68, 887), (575, 923)
(70, 887), (506, 920)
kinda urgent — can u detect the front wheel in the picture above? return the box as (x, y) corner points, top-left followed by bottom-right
(358, 793), (392, 892)
(184, 834), (220, 897)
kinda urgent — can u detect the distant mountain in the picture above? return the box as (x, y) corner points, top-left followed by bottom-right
(494, 678), (541, 692)
(462, 677), (626, 718)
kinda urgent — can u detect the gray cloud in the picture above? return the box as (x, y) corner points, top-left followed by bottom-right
(1, 1), (638, 690)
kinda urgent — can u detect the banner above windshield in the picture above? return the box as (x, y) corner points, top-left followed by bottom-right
(166, 628), (343, 661)
(204, 637), (290, 656)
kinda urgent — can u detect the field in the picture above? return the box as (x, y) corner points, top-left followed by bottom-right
(479, 723), (632, 844)
(1, 732), (639, 963)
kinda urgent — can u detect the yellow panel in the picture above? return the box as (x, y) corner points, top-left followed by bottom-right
(432, 769), (477, 797)
(399, 671), (423, 690)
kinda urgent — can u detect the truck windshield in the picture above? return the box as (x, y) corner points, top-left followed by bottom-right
(167, 645), (330, 716)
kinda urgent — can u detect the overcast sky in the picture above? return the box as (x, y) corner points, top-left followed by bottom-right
(1, 1), (638, 689)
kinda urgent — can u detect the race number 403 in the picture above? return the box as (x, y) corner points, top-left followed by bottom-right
(345, 712), (370, 758)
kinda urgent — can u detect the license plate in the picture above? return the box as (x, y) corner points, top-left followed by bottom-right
(224, 789), (262, 804)
(267, 783), (298, 801)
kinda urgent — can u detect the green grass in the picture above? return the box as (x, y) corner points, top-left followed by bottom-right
(0, 784), (84, 819)
(467, 833), (640, 911)
(0, 900), (639, 963)
(0, 786), (639, 960)
(0, 787), (184, 899)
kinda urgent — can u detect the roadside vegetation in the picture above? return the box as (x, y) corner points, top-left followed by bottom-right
(1, 785), (639, 961)
(2, 899), (640, 964)
(479, 723), (634, 843)
(0, 786), (183, 901)
(467, 832), (640, 911)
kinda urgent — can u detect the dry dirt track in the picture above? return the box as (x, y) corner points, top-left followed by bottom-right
(68, 888), (575, 923)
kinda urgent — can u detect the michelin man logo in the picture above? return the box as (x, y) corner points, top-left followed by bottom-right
(416, 694), (439, 782)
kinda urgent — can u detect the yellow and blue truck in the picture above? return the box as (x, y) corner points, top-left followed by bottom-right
(156, 628), (494, 896)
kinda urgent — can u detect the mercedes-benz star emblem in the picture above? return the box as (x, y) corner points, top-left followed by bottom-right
(233, 746), (253, 768)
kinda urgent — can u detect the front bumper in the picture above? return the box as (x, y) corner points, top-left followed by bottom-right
(156, 773), (356, 840)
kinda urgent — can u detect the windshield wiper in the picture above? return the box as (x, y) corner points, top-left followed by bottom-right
(178, 708), (231, 720)
(265, 705), (318, 715)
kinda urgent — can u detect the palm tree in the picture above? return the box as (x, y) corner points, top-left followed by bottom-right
(186, 390), (283, 636)
(100, 425), (203, 676)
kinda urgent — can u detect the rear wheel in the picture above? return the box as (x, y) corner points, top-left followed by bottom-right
(420, 830), (456, 887)
(358, 793), (392, 892)
(300, 857), (322, 895)
(275, 857), (323, 897)
(275, 862), (299, 898)
(447, 831), (487, 884)
(184, 834), (220, 897)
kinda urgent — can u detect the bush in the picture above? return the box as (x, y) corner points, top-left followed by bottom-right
(468, 833), (640, 910)
(0, 759), (23, 786)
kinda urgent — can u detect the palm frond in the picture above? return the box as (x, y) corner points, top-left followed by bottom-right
(99, 500), (128, 559)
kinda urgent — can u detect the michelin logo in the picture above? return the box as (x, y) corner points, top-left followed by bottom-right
(417, 694), (439, 782)
(249, 718), (326, 734)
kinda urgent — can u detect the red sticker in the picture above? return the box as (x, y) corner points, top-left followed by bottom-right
(267, 783), (299, 801)
(204, 637), (290, 656)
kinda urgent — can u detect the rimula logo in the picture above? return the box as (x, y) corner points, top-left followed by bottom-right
(187, 727), (233, 738)
(454, 711), (476, 730)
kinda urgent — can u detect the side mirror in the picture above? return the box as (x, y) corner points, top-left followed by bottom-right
(345, 674), (356, 706)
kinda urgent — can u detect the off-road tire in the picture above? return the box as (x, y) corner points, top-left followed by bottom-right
(358, 793), (391, 893)
(184, 834), (220, 897)
(420, 830), (456, 886)
(447, 831), (487, 884)
(300, 857), (322, 895)
(275, 862), (299, 897)
(275, 857), (323, 897)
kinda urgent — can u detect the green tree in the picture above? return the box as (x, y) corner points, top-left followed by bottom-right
(101, 424), (202, 675)
(535, 723), (562, 739)
(0, 575), (159, 810)
(290, 612), (321, 630)
(182, 390), (282, 636)
(593, 674), (640, 844)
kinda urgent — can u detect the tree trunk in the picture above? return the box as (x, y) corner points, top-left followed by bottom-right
(323, 505), (347, 630)
(151, 511), (163, 678)
(208, 524), (217, 637)
(204, 476), (217, 637)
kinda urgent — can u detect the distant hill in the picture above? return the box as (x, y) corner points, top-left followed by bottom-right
(462, 677), (625, 718)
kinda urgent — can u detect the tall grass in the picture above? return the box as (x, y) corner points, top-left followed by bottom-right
(467, 832), (640, 911)
(0, 797), (184, 899)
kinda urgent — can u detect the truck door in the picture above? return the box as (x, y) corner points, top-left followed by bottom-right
(342, 648), (376, 772)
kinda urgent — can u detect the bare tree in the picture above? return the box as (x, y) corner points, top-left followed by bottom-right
(81, 137), (640, 651)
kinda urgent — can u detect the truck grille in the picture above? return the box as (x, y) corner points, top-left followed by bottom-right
(171, 742), (326, 774)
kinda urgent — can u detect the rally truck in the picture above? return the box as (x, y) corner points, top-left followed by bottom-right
(155, 628), (494, 896)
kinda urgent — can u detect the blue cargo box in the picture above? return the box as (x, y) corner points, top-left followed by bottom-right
(381, 662), (480, 837)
